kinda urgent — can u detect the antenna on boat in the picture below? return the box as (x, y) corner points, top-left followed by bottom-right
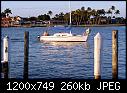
(69, 1), (72, 34)
(69, 1), (71, 26)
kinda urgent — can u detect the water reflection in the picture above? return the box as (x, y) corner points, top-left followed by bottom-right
(39, 41), (90, 64)
(42, 42), (89, 48)
(38, 41), (91, 79)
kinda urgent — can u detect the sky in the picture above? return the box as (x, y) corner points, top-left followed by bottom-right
(1, 1), (126, 18)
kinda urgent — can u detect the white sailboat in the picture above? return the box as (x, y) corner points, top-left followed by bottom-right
(38, 1), (91, 42)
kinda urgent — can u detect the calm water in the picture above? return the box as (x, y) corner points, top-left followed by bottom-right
(1, 26), (126, 79)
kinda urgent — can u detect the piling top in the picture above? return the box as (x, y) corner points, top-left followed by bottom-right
(94, 32), (101, 39)
(5, 36), (8, 38)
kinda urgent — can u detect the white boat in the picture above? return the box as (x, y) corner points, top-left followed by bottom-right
(38, 28), (90, 42)
(38, 1), (91, 42)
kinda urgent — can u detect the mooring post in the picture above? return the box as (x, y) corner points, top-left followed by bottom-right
(1, 36), (9, 79)
(23, 32), (29, 79)
(112, 30), (118, 79)
(94, 32), (101, 79)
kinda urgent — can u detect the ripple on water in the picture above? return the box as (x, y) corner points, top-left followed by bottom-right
(1, 26), (126, 79)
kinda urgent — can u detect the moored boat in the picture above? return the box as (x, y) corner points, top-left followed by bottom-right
(38, 28), (91, 42)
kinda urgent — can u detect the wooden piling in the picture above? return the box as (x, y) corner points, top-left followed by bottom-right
(94, 33), (101, 79)
(23, 32), (29, 79)
(2, 62), (8, 79)
(3, 36), (9, 62)
(1, 36), (9, 79)
(112, 30), (118, 79)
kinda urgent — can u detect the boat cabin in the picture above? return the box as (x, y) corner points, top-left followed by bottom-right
(53, 33), (73, 37)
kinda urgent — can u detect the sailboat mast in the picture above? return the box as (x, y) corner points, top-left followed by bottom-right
(69, 1), (72, 34)
(69, 1), (71, 26)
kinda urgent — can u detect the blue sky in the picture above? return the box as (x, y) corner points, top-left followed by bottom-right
(1, 1), (126, 18)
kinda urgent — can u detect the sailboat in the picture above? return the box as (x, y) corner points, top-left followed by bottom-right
(38, 2), (91, 42)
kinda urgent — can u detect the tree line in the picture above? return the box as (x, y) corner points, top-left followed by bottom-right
(1, 6), (125, 25)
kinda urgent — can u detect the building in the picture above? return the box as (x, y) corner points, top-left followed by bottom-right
(10, 16), (22, 26)
(1, 16), (22, 27)
(1, 17), (11, 27)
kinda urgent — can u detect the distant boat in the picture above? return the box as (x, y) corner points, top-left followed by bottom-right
(38, 1), (91, 42)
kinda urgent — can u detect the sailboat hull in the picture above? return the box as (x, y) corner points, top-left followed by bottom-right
(40, 35), (88, 42)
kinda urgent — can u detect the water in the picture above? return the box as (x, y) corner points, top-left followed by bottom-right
(1, 26), (126, 79)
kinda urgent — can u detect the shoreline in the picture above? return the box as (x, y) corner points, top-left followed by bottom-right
(1, 24), (125, 28)
(72, 24), (126, 27)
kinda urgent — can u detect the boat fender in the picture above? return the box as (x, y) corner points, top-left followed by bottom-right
(86, 28), (91, 35)
(37, 35), (40, 41)
(37, 35), (40, 38)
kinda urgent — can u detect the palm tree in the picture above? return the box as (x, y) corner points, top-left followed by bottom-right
(54, 14), (59, 20)
(1, 12), (6, 18)
(111, 6), (115, 11)
(47, 11), (53, 19)
(87, 7), (92, 17)
(63, 13), (69, 25)
(81, 6), (85, 11)
(110, 6), (115, 18)
(101, 9), (106, 16)
(106, 9), (112, 24)
(71, 11), (76, 25)
(107, 9), (112, 17)
(87, 7), (92, 24)
(59, 12), (64, 18)
(96, 10), (102, 24)
(79, 6), (85, 25)
(74, 9), (81, 25)
(4, 8), (12, 18)
(114, 10), (120, 18)
(55, 12), (64, 24)
(96, 9), (106, 24)
(115, 10), (120, 24)
(91, 9), (97, 24)
(110, 6), (116, 24)
(87, 7), (92, 12)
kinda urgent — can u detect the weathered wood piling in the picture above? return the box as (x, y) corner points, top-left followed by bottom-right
(94, 32), (101, 79)
(112, 30), (118, 79)
(1, 36), (9, 79)
(23, 32), (29, 79)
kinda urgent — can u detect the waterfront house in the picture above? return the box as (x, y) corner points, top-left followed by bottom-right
(1, 17), (11, 27)
(10, 16), (22, 26)
(1, 16), (22, 27)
